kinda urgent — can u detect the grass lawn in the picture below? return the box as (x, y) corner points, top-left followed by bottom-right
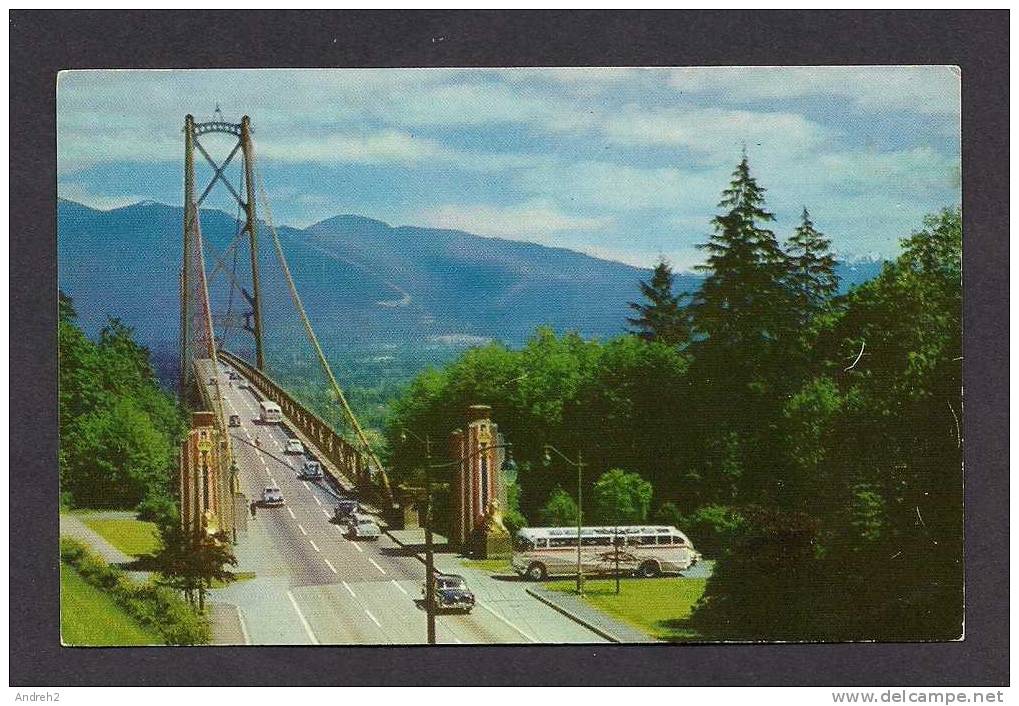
(548, 576), (708, 641)
(60, 563), (160, 646)
(210, 571), (257, 588)
(83, 517), (160, 557)
(461, 558), (514, 574)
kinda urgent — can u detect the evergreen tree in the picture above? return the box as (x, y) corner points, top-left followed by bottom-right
(627, 259), (688, 346)
(689, 154), (794, 354)
(785, 208), (838, 318)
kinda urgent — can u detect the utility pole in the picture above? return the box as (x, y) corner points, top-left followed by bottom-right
(423, 434), (436, 645)
(576, 448), (584, 596)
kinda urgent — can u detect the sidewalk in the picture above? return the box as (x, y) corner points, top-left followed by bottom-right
(59, 513), (152, 582)
(525, 585), (657, 643)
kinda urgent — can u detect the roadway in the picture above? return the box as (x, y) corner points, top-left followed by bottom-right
(207, 360), (603, 645)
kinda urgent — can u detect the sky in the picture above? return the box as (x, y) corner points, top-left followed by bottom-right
(57, 67), (960, 270)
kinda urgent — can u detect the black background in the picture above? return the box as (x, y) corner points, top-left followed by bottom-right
(10, 10), (1009, 686)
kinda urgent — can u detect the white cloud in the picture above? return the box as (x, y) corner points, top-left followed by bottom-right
(414, 200), (611, 243)
(58, 182), (147, 211)
(667, 66), (960, 115)
(257, 130), (447, 165)
(600, 105), (827, 161)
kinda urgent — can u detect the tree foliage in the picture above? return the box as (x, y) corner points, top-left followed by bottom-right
(59, 293), (186, 510)
(627, 259), (688, 346)
(384, 156), (962, 641)
(592, 468), (652, 524)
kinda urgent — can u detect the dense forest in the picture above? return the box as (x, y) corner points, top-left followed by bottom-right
(385, 157), (963, 641)
(59, 293), (186, 521)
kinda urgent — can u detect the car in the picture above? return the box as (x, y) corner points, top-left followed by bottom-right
(284, 439), (304, 455)
(333, 499), (359, 521)
(228, 414), (241, 428)
(423, 573), (475, 613)
(228, 371), (241, 381)
(261, 486), (284, 507)
(300, 459), (324, 480)
(347, 513), (381, 540)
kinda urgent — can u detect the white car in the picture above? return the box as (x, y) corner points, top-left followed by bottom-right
(284, 439), (304, 455)
(347, 514), (381, 540)
(261, 486), (284, 507)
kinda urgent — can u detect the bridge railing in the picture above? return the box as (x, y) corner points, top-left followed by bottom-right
(218, 349), (391, 508)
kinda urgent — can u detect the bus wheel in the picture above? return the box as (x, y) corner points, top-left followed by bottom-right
(526, 563), (548, 581)
(639, 561), (661, 578)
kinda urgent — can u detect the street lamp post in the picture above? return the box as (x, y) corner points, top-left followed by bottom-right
(543, 444), (586, 595)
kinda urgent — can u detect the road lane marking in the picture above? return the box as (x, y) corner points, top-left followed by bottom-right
(478, 602), (537, 643)
(368, 558), (387, 575)
(309, 539), (320, 552)
(364, 609), (381, 627)
(453, 637), (463, 644)
(313, 495), (322, 506)
(287, 507), (296, 519)
(351, 541), (364, 553)
(390, 580), (408, 595)
(236, 607), (251, 646)
(298, 524), (308, 536)
(286, 591), (320, 645)
(342, 581), (356, 598)
(324, 558), (338, 574)
(321, 508), (331, 518)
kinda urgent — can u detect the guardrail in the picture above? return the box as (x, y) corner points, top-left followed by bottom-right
(218, 349), (393, 509)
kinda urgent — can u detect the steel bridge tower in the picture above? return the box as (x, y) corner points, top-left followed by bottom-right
(180, 112), (265, 398)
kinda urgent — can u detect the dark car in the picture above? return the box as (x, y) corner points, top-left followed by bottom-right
(423, 573), (475, 614)
(333, 499), (359, 522)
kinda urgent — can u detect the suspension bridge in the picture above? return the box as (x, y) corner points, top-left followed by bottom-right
(173, 110), (604, 644)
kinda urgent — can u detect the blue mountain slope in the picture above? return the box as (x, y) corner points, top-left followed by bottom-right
(57, 198), (885, 364)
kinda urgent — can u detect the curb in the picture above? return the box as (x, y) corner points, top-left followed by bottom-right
(525, 587), (624, 643)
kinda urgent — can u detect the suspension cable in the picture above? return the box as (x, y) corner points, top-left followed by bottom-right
(253, 166), (391, 496)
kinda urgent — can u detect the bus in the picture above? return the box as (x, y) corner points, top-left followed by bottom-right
(511, 525), (699, 581)
(259, 400), (282, 424)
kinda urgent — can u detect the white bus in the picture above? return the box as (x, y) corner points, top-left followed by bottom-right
(511, 525), (699, 581)
(259, 400), (282, 424)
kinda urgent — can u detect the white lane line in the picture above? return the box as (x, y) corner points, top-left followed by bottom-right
(287, 507), (296, 519)
(342, 581), (356, 598)
(478, 602), (537, 643)
(454, 637), (463, 644)
(390, 579), (408, 595)
(286, 591), (320, 645)
(364, 609), (382, 627)
(309, 539), (320, 552)
(321, 508), (331, 518)
(324, 558), (338, 574)
(351, 541), (364, 554)
(313, 495), (322, 506)
(260, 457), (267, 466)
(236, 606), (251, 646)
(368, 558), (387, 575)
(298, 524), (308, 536)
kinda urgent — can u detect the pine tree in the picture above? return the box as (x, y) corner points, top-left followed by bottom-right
(689, 155), (794, 355)
(785, 208), (838, 319)
(627, 259), (688, 346)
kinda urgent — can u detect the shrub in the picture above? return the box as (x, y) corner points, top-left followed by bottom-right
(60, 538), (210, 645)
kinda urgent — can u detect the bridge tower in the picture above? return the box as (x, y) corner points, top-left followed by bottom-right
(179, 112), (266, 398)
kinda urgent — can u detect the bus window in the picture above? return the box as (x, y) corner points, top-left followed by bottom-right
(582, 536), (610, 546)
(657, 535), (673, 545)
(550, 537), (576, 548)
(635, 535), (657, 546)
(535, 539), (548, 548)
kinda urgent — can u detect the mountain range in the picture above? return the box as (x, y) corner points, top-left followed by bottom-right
(57, 198), (886, 375)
